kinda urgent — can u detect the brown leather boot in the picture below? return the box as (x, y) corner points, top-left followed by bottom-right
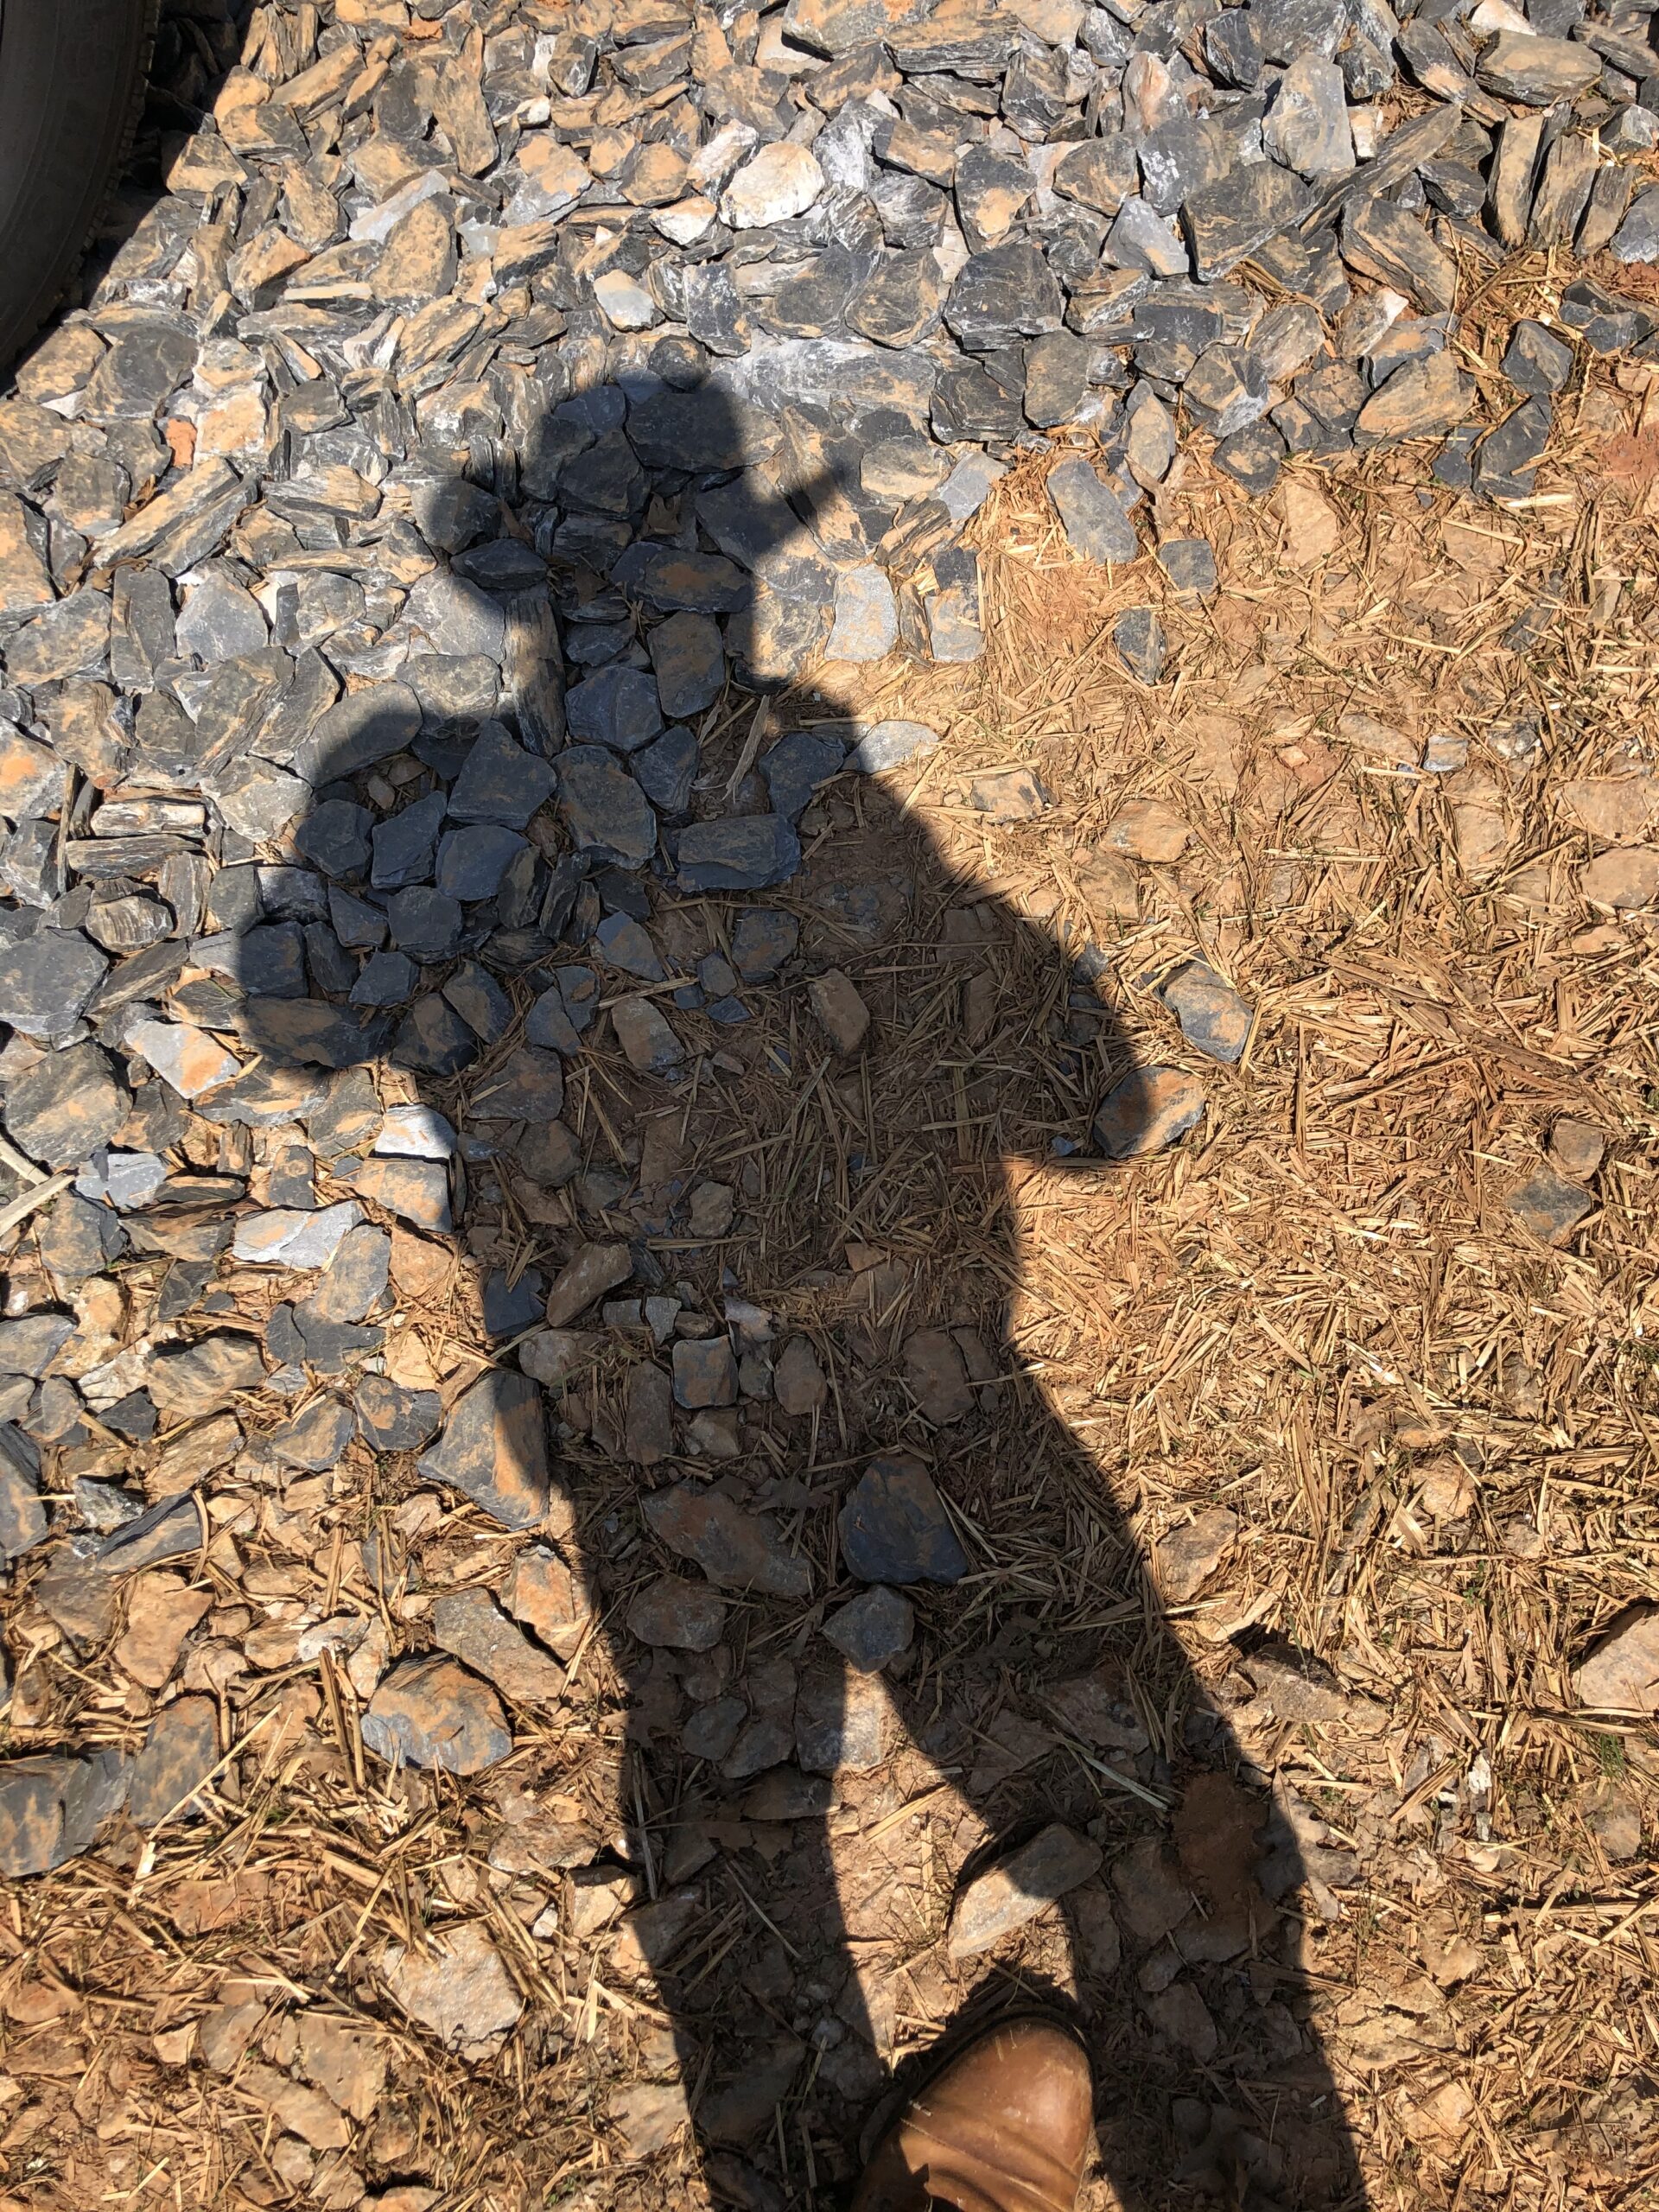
(851, 2018), (1094, 2212)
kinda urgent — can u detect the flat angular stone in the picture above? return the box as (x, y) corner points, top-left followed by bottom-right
(294, 683), (421, 785)
(1529, 131), (1599, 251)
(847, 719), (939, 777)
(609, 2077), (692, 2162)
(355, 1375), (442, 1452)
(903, 1326), (975, 1424)
(293, 799), (372, 880)
(823, 1584), (913, 1672)
(839, 1453), (969, 1584)
(1559, 278), (1657, 356)
(270, 1397), (355, 1471)
(826, 567), (898, 660)
(955, 143), (1034, 251)
(1021, 327), (1096, 431)
(649, 611), (725, 719)
(378, 1921), (522, 2060)
(1185, 344), (1272, 436)
(1574, 1605), (1659, 1712)
(0, 1313), (73, 1380)
(301, 1224), (392, 1328)
(1140, 118), (1234, 218)
(232, 1200), (361, 1269)
(722, 143), (824, 228)
(934, 355), (1024, 442)
(1264, 54), (1353, 176)
(672, 1336), (738, 1408)
(1356, 351), (1471, 443)
(0, 1753), (127, 1876)
(797, 1662), (885, 1776)
(677, 816), (801, 892)
(627, 1575), (728, 1651)
(567, 666), (664, 754)
(643, 1484), (811, 1597)
(1614, 187), (1659, 266)
(1126, 390), (1177, 486)
(1605, 106), (1659, 156)
(1549, 1122), (1606, 1182)
(925, 543), (983, 664)
(1477, 31), (1599, 102)
(176, 569), (267, 660)
(1506, 1166), (1593, 1244)
(611, 997), (686, 1077)
(939, 453), (1008, 524)
(594, 270), (658, 330)
(1115, 607), (1166, 683)
(241, 997), (385, 1071)
(0, 397), (73, 493)
(1156, 538), (1217, 601)
(127, 1697), (219, 1827)
(9, 589), (111, 684)
(634, 725), (700, 816)
(846, 249), (946, 346)
(1561, 779), (1659, 845)
(807, 969), (871, 1055)
(436, 824), (527, 902)
(1093, 1066), (1205, 1159)
(0, 930), (107, 1039)
(623, 1361), (674, 1465)
(763, 729), (846, 823)
(0, 722), (63, 817)
(0, 1444), (47, 1560)
(353, 951), (417, 1007)
(546, 1243), (632, 1327)
(948, 1825), (1103, 1957)
(148, 1335), (264, 1417)
(1105, 197), (1189, 277)
(363, 1656), (512, 1775)
(448, 724), (558, 827)
(1183, 162), (1309, 281)
(1047, 457), (1137, 564)
(558, 749), (659, 867)
(1475, 396), (1553, 499)
(944, 245), (1064, 352)
(971, 767), (1049, 823)
(1503, 320), (1574, 395)
(1489, 111), (1545, 249)
(883, 0), (1014, 68)
(372, 791), (447, 891)
(386, 887), (464, 963)
(1156, 1506), (1240, 1601)
(430, 1588), (566, 1704)
(1340, 200), (1457, 314)
(417, 1370), (549, 1529)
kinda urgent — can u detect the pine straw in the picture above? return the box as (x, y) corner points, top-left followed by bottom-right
(6, 289), (1659, 2212)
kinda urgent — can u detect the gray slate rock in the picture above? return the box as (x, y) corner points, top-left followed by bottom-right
(838, 1454), (969, 1584)
(1047, 457), (1137, 564)
(417, 1369), (550, 1529)
(677, 816), (802, 891)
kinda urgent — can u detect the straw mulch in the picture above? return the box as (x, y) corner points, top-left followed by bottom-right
(3, 270), (1658, 2212)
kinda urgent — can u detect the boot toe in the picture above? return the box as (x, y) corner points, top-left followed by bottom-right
(854, 2017), (1094, 2212)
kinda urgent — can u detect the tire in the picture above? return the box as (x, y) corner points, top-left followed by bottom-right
(0, 0), (157, 373)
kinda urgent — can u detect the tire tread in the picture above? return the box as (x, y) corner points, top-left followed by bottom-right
(0, 0), (162, 373)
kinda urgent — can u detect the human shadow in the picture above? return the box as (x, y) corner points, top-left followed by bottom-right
(0, 10), (1359, 2174)
(147, 356), (1365, 2212)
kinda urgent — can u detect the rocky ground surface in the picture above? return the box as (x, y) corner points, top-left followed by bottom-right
(1, 0), (1658, 2209)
